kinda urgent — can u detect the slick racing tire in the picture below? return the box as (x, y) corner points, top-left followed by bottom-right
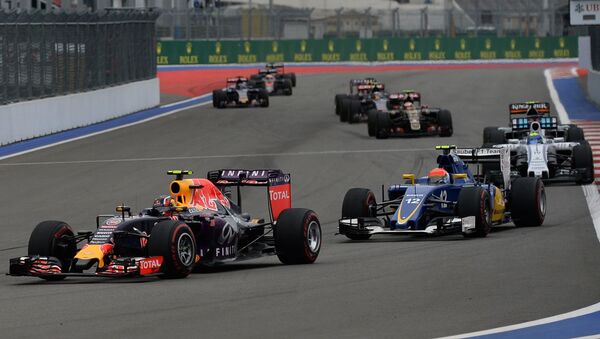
(483, 127), (506, 147)
(566, 125), (585, 142)
(275, 208), (321, 264)
(340, 98), (350, 122)
(482, 126), (500, 145)
(573, 141), (595, 184)
(214, 91), (227, 109)
(335, 94), (347, 116)
(510, 177), (546, 227)
(282, 79), (293, 96)
(375, 112), (392, 139)
(258, 89), (269, 107)
(341, 188), (376, 240)
(28, 220), (77, 280)
(289, 73), (296, 87)
(438, 109), (453, 137)
(367, 109), (378, 137)
(149, 220), (196, 278)
(212, 90), (219, 108)
(458, 187), (492, 238)
(348, 99), (362, 124)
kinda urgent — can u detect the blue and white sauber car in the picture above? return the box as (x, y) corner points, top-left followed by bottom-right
(338, 146), (547, 240)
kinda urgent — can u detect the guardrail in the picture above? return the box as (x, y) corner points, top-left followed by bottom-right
(156, 36), (577, 65)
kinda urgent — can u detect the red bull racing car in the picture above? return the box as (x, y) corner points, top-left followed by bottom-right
(9, 169), (321, 280)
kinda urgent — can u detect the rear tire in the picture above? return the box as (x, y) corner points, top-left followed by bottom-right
(483, 126), (500, 145)
(367, 109), (378, 137)
(28, 220), (77, 280)
(340, 98), (350, 122)
(148, 220), (196, 278)
(335, 94), (347, 116)
(375, 112), (392, 139)
(348, 99), (362, 124)
(282, 79), (293, 96)
(566, 125), (585, 142)
(483, 128), (507, 147)
(438, 109), (453, 137)
(215, 91), (227, 109)
(341, 188), (376, 240)
(510, 177), (546, 226)
(458, 187), (491, 238)
(572, 141), (595, 184)
(289, 73), (297, 87)
(275, 208), (321, 264)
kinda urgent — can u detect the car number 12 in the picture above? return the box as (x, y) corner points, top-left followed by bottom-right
(405, 198), (421, 204)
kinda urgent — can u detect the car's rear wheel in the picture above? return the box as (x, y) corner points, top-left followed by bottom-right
(483, 128), (506, 147)
(367, 109), (378, 137)
(258, 89), (269, 107)
(335, 94), (347, 116)
(348, 99), (362, 124)
(341, 188), (376, 240)
(375, 112), (391, 139)
(340, 98), (350, 122)
(573, 141), (595, 184)
(438, 109), (453, 137)
(566, 125), (585, 142)
(28, 220), (77, 280)
(282, 79), (293, 96)
(149, 220), (196, 278)
(510, 177), (546, 226)
(275, 208), (321, 264)
(458, 187), (491, 238)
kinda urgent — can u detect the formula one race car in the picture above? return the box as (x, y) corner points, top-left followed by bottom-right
(367, 90), (453, 139)
(482, 102), (594, 184)
(9, 169), (321, 280)
(250, 62), (296, 85)
(338, 145), (546, 240)
(212, 77), (269, 108)
(334, 78), (386, 123)
(249, 70), (293, 96)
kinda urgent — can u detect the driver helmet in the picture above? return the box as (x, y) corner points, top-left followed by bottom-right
(428, 168), (450, 184)
(372, 92), (381, 100)
(527, 131), (543, 145)
(153, 195), (174, 210)
(265, 74), (275, 81)
(236, 79), (246, 89)
(403, 101), (414, 110)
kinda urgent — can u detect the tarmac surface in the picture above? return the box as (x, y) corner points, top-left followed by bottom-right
(0, 67), (599, 338)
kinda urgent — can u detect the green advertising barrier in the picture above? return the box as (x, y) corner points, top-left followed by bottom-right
(156, 36), (577, 65)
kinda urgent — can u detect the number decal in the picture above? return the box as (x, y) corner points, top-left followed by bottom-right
(440, 190), (448, 209)
(405, 198), (421, 204)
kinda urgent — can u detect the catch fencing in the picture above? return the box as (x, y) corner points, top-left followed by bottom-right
(0, 9), (159, 105)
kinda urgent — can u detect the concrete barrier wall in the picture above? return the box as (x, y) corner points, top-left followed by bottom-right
(579, 36), (592, 70)
(0, 78), (160, 146)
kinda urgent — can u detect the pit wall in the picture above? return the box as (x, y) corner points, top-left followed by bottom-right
(0, 78), (159, 146)
(156, 36), (577, 65)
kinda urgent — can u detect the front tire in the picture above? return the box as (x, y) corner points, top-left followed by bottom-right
(341, 188), (376, 240)
(367, 109), (378, 137)
(566, 125), (585, 142)
(275, 208), (321, 264)
(375, 112), (392, 139)
(348, 99), (362, 124)
(510, 177), (546, 226)
(458, 187), (491, 238)
(258, 89), (269, 107)
(28, 220), (77, 280)
(148, 220), (196, 278)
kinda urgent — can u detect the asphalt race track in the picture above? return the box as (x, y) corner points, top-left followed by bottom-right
(1, 67), (599, 338)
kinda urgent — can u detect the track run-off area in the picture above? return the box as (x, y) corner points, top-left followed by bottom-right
(0, 61), (599, 338)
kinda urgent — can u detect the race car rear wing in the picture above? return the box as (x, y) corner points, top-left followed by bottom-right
(207, 169), (292, 221)
(227, 77), (248, 83)
(509, 102), (550, 116)
(454, 147), (511, 189)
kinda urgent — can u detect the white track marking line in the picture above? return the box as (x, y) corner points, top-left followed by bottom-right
(0, 94), (212, 162)
(544, 69), (571, 124)
(0, 148), (433, 167)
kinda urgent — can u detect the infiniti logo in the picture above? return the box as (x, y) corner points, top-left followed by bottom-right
(217, 223), (236, 245)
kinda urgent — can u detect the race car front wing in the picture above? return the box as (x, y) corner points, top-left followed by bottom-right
(338, 216), (477, 236)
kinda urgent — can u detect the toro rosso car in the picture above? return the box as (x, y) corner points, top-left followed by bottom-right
(9, 169), (321, 280)
(483, 102), (594, 184)
(338, 145), (546, 240)
(367, 90), (453, 139)
(334, 78), (386, 123)
(212, 77), (269, 108)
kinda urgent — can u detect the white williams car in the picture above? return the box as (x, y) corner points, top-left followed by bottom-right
(482, 102), (594, 184)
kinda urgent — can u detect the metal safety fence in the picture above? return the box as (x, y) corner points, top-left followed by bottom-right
(0, 9), (159, 105)
(156, 1), (574, 41)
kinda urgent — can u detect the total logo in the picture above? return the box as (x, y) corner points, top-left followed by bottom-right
(270, 190), (290, 201)
(139, 257), (162, 269)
